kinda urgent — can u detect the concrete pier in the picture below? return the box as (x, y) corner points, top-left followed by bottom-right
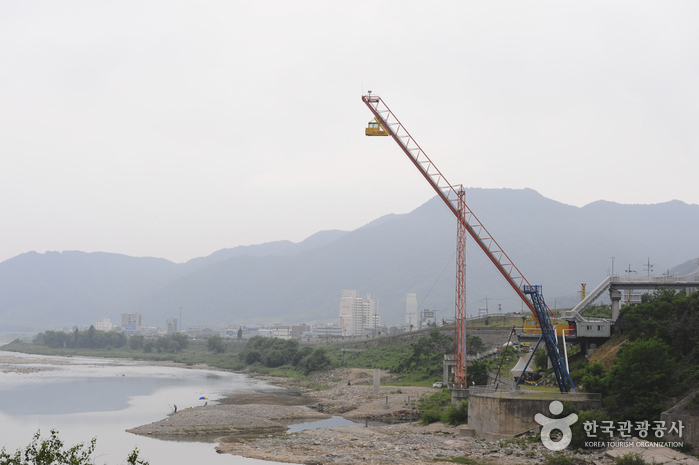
(467, 387), (602, 440)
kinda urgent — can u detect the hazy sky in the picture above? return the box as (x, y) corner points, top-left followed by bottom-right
(2, 1), (698, 264)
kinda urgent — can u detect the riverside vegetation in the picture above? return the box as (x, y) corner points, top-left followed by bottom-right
(0, 430), (149, 465)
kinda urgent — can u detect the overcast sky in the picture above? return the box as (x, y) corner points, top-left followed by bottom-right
(1, 1), (697, 265)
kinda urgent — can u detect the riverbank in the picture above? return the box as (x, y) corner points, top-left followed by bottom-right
(135, 366), (699, 465)
(126, 367), (590, 465)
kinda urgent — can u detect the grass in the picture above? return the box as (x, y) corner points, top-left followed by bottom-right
(520, 385), (560, 392)
(467, 315), (527, 328)
(326, 344), (412, 370)
(497, 435), (540, 449)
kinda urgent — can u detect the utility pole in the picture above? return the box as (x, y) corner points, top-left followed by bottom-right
(644, 257), (654, 278)
(179, 307), (183, 333)
(610, 256), (616, 276)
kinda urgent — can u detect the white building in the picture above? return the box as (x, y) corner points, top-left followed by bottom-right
(272, 327), (291, 339)
(340, 290), (380, 336)
(406, 293), (418, 329)
(95, 318), (113, 331)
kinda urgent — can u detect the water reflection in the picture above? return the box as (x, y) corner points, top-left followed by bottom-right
(0, 376), (178, 415)
(0, 351), (291, 464)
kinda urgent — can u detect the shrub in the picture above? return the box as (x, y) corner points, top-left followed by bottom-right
(419, 410), (442, 425)
(444, 400), (468, 426)
(244, 350), (261, 365)
(207, 336), (226, 354)
(298, 348), (333, 375)
(543, 452), (572, 465)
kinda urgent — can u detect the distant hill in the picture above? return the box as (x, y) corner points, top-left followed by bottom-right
(1, 188), (697, 331)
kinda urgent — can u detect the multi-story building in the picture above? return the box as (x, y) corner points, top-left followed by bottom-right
(95, 318), (113, 332)
(291, 323), (311, 338)
(340, 290), (380, 336)
(121, 313), (143, 332)
(166, 318), (179, 334)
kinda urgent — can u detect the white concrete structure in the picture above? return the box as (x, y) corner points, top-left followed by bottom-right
(340, 290), (380, 336)
(405, 293), (418, 330)
(272, 327), (291, 339)
(95, 318), (113, 331)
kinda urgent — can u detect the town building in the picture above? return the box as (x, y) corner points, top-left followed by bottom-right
(312, 323), (342, 338)
(339, 290), (380, 336)
(166, 318), (179, 334)
(95, 318), (113, 332)
(121, 313), (144, 333)
(291, 323), (311, 338)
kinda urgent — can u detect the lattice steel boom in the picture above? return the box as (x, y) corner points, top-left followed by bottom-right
(362, 94), (575, 392)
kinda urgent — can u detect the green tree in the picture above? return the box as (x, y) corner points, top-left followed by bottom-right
(238, 336), (299, 368)
(264, 349), (286, 367)
(0, 430), (149, 465)
(298, 347), (333, 375)
(581, 361), (607, 395)
(466, 335), (486, 355)
(395, 329), (452, 377)
(244, 350), (261, 365)
(207, 335), (226, 354)
(237, 328), (243, 339)
(468, 359), (490, 385)
(85, 325), (96, 348)
(607, 337), (676, 422)
(534, 347), (547, 371)
(582, 304), (612, 319)
(169, 333), (189, 352)
(128, 335), (145, 350)
(142, 340), (155, 353)
(292, 346), (313, 366)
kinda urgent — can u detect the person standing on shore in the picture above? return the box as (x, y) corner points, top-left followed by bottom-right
(174, 404), (177, 413)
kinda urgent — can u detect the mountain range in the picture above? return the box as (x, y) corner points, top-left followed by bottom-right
(1, 188), (698, 332)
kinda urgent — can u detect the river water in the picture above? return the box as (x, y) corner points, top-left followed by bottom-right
(0, 351), (290, 464)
